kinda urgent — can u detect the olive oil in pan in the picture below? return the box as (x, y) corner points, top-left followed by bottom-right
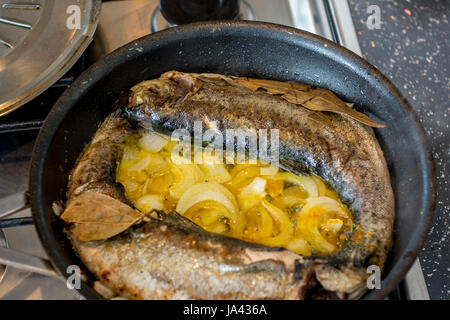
(116, 132), (353, 257)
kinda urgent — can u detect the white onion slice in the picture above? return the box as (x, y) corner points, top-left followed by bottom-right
(139, 132), (169, 152)
(176, 182), (238, 217)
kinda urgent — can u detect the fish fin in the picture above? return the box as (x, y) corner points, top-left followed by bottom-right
(314, 264), (368, 299)
(152, 210), (207, 234)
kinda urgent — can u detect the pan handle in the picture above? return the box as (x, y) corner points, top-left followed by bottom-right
(0, 191), (60, 279)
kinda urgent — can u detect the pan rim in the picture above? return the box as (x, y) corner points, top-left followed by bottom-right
(30, 20), (436, 300)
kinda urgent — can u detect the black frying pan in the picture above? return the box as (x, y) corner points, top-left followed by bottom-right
(28, 22), (435, 299)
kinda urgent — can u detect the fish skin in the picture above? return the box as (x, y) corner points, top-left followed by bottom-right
(71, 212), (313, 300)
(68, 109), (132, 203)
(66, 71), (394, 299)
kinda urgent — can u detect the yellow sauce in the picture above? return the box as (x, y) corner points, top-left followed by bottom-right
(116, 132), (353, 256)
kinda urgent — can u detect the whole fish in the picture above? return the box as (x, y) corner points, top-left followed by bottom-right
(65, 71), (394, 300)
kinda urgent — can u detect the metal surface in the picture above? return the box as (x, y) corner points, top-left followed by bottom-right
(29, 21), (435, 300)
(0, 191), (28, 219)
(0, 230), (7, 285)
(326, 0), (362, 55)
(0, 17), (32, 29)
(0, 246), (59, 279)
(0, 53), (88, 133)
(404, 259), (431, 300)
(0, 217), (33, 228)
(159, 0), (240, 25)
(0, 205), (78, 299)
(0, 0), (101, 116)
(2, 3), (41, 10)
(151, 0), (255, 33)
(91, 0), (334, 59)
(0, 180), (78, 298)
(0, 39), (13, 48)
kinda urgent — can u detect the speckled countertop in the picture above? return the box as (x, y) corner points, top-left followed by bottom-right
(349, 0), (449, 299)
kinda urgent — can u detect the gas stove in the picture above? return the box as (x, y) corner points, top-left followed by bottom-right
(0, 0), (429, 300)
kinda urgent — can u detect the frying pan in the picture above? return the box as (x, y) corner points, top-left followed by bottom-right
(4, 21), (436, 299)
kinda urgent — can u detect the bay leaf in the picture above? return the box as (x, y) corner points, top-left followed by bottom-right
(301, 87), (385, 128)
(234, 77), (311, 94)
(61, 191), (144, 241)
(307, 111), (333, 128)
(190, 72), (239, 87)
(219, 76), (384, 128)
(191, 74), (330, 128)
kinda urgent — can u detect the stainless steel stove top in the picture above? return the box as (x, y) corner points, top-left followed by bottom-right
(90, 0), (359, 60)
(0, 0), (429, 300)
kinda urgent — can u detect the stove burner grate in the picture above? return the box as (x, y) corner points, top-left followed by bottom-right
(151, 0), (255, 33)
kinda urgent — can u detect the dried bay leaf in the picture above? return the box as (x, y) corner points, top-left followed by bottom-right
(61, 191), (144, 241)
(234, 77), (311, 94)
(307, 111), (333, 128)
(189, 72), (239, 87)
(301, 88), (385, 128)
(237, 77), (384, 128)
(191, 74), (384, 128)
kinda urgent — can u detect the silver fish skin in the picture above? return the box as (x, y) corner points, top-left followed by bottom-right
(68, 108), (132, 203)
(72, 213), (314, 300)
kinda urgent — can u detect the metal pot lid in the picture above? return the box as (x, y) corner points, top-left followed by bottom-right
(0, 0), (101, 116)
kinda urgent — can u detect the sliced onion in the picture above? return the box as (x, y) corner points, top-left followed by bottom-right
(200, 163), (232, 183)
(238, 177), (267, 212)
(285, 237), (312, 256)
(257, 205), (275, 239)
(311, 175), (327, 196)
(311, 175), (339, 200)
(198, 209), (224, 226)
(176, 182), (245, 235)
(277, 186), (309, 208)
(227, 166), (262, 192)
(145, 153), (168, 176)
(272, 172), (318, 198)
(139, 132), (169, 152)
(207, 221), (228, 234)
(144, 172), (173, 194)
(135, 194), (163, 213)
(121, 145), (140, 162)
(296, 197), (348, 255)
(183, 201), (232, 235)
(230, 164), (259, 177)
(265, 178), (284, 198)
(120, 179), (142, 201)
(176, 182), (238, 216)
(243, 205), (274, 241)
(321, 218), (344, 233)
(128, 155), (151, 171)
(259, 200), (294, 247)
(169, 164), (204, 199)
